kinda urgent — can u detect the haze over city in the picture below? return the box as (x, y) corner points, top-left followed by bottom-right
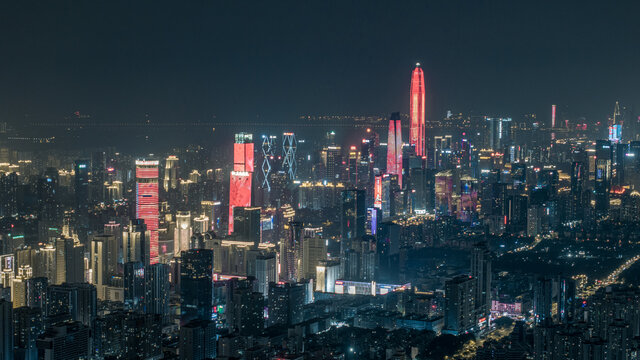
(1, 2), (640, 360)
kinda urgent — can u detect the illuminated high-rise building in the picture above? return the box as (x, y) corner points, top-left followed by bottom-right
(282, 132), (297, 180)
(260, 135), (276, 191)
(280, 221), (302, 282)
(74, 160), (90, 244)
(374, 174), (382, 209)
(232, 207), (261, 247)
(229, 133), (254, 234)
(174, 211), (192, 254)
(471, 242), (492, 328)
(301, 230), (326, 280)
(321, 146), (342, 181)
(485, 117), (512, 150)
(135, 160), (159, 264)
(255, 253), (276, 297)
(386, 112), (403, 187)
(193, 215), (210, 234)
(163, 155), (179, 191)
(55, 236), (85, 284)
(123, 219), (150, 266)
(341, 189), (365, 253)
(180, 249), (214, 325)
(444, 275), (476, 335)
(91, 235), (112, 299)
(410, 63), (426, 157)
(594, 140), (612, 218)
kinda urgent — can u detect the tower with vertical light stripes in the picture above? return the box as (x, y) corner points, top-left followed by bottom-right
(410, 63), (426, 157)
(135, 160), (159, 264)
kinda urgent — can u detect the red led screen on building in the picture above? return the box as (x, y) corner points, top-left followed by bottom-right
(228, 172), (252, 234)
(136, 161), (159, 264)
(233, 143), (255, 172)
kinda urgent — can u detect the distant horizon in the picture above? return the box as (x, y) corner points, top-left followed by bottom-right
(2, 1), (640, 127)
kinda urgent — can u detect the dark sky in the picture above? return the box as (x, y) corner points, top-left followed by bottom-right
(1, 0), (639, 126)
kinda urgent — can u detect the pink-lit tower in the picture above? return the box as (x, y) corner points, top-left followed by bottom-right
(551, 104), (557, 142)
(135, 160), (159, 264)
(410, 63), (426, 157)
(386, 112), (403, 187)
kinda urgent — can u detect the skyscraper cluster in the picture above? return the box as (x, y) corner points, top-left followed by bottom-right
(0, 62), (639, 359)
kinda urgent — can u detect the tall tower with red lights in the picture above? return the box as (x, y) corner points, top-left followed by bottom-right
(229, 133), (254, 234)
(410, 63), (426, 157)
(386, 112), (403, 187)
(135, 160), (159, 264)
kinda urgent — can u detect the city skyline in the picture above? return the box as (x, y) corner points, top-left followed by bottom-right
(3, 2), (640, 359)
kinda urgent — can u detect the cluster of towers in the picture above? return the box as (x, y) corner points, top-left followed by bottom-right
(385, 64), (426, 189)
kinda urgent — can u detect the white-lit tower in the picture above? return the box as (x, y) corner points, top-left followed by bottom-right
(282, 132), (297, 180)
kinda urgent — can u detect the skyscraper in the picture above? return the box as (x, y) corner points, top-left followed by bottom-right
(180, 249), (214, 325)
(74, 160), (90, 244)
(123, 219), (150, 266)
(471, 242), (492, 327)
(13, 306), (44, 360)
(302, 232), (327, 280)
(557, 276), (576, 324)
(232, 207), (261, 247)
(594, 140), (612, 218)
(341, 189), (366, 253)
(147, 263), (170, 322)
(229, 133), (254, 234)
(255, 253), (276, 297)
(282, 132), (297, 180)
(55, 236), (85, 284)
(533, 276), (554, 326)
(91, 235), (110, 299)
(268, 282), (305, 327)
(179, 320), (217, 360)
(47, 283), (97, 327)
(174, 211), (192, 254)
(570, 162), (586, 222)
(387, 112), (403, 187)
(163, 155), (179, 191)
(410, 63), (426, 157)
(444, 275), (476, 335)
(135, 160), (159, 264)
(124, 261), (147, 313)
(280, 221), (302, 282)
(36, 322), (91, 360)
(0, 299), (12, 360)
(227, 279), (264, 336)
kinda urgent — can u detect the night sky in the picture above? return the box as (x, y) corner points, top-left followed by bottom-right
(1, 1), (640, 126)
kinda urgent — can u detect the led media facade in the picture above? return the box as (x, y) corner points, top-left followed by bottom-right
(136, 160), (159, 264)
(410, 63), (426, 157)
(229, 133), (254, 234)
(374, 175), (382, 209)
(386, 116), (403, 187)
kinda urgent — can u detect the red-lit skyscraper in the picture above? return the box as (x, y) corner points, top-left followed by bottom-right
(410, 63), (426, 157)
(386, 113), (403, 187)
(374, 174), (382, 209)
(229, 133), (254, 234)
(135, 160), (159, 264)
